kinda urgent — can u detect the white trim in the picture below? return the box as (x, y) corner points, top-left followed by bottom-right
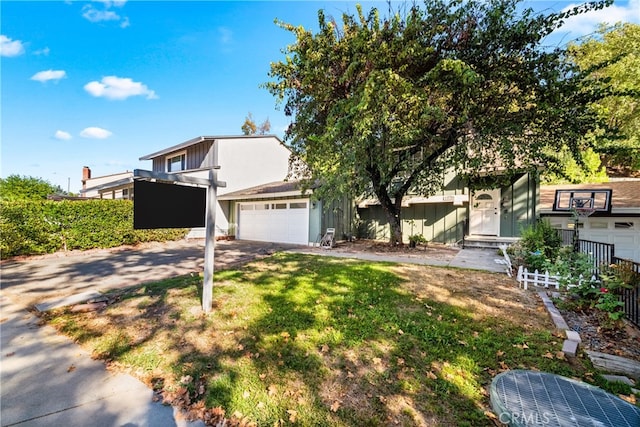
(219, 190), (305, 201)
(166, 150), (187, 173)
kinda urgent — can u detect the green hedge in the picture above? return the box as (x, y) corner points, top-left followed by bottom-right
(0, 199), (188, 259)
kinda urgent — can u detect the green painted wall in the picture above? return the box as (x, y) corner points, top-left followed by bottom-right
(357, 203), (467, 244)
(318, 196), (355, 243)
(499, 172), (538, 237)
(357, 172), (538, 242)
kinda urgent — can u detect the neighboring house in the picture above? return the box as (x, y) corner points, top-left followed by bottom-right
(356, 171), (539, 246)
(138, 135), (350, 245)
(80, 167), (134, 199)
(539, 179), (640, 262)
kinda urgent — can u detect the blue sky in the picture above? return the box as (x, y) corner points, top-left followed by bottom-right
(2, 0), (639, 193)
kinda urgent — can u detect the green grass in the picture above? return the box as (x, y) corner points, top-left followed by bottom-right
(45, 253), (602, 426)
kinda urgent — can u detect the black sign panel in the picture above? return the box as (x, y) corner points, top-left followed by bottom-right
(134, 179), (206, 229)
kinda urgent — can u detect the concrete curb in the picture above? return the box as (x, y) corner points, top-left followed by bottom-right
(537, 291), (581, 358)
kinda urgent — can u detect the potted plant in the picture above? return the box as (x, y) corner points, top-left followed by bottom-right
(408, 233), (427, 248)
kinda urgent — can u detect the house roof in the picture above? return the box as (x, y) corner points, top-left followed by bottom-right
(139, 135), (284, 161)
(540, 180), (640, 211)
(217, 180), (311, 201)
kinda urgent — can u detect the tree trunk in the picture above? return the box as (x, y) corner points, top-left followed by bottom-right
(380, 200), (403, 245)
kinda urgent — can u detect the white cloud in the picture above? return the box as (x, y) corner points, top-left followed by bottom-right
(31, 70), (67, 83)
(54, 130), (72, 140)
(82, 1), (129, 27)
(0, 35), (25, 57)
(218, 27), (233, 44)
(95, 0), (128, 7)
(84, 76), (158, 100)
(83, 6), (120, 23)
(557, 0), (640, 38)
(80, 127), (113, 139)
(34, 47), (50, 56)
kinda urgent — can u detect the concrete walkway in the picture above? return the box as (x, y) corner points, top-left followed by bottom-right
(290, 245), (508, 274)
(0, 240), (508, 426)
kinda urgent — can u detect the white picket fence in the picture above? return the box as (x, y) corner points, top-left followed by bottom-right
(516, 266), (598, 290)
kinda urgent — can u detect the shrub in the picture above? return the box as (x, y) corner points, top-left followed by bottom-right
(509, 219), (563, 270)
(0, 199), (187, 259)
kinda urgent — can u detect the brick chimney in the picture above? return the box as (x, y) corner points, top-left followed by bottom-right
(81, 166), (91, 195)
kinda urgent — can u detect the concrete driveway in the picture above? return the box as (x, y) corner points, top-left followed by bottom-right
(0, 239), (299, 309)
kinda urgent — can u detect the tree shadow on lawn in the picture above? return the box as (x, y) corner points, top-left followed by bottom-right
(45, 253), (587, 426)
(180, 254), (582, 426)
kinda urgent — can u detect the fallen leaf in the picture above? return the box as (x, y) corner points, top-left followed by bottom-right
(320, 344), (329, 353)
(397, 358), (405, 366)
(619, 394), (636, 405)
(259, 373), (267, 380)
(330, 401), (341, 412)
(372, 357), (382, 365)
(257, 402), (265, 409)
(243, 390), (250, 399)
(543, 352), (554, 359)
(67, 364), (76, 373)
(426, 371), (437, 380)
(555, 351), (566, 360)
(5, 352), (15, 357)
(268, 384), (278, 396)
(287, 409), (298, 423)
(496, 350), (505, 357)
(398, 329), (404, 335)
(347, 371), (355, 378)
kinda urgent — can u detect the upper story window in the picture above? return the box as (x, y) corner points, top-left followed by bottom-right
(167, 152), (186, 172)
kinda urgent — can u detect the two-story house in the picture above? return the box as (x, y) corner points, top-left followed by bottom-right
(138, 135), (337, 245)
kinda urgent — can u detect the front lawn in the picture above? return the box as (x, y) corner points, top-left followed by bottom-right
(44, 253), (595, 426)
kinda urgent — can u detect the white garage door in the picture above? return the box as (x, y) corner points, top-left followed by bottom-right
(580, 218), (640, 263)
(238, 200), (309, 245)
(546, 216), (640, 262)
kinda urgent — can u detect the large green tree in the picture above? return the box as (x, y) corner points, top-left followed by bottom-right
(567, 22), (640, 175)
(0, 175), (63, 201)
(266, 0), (611, 244)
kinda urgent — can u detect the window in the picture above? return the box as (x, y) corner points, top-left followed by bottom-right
(167, 152), (186, 172)
(589, 221), (608, 229)
(122, 188), (130, 200)
(255, 204), (269, 210)
(273, 203), (287, 210)
(240, 204), (254, 211)
(615, 222), (634, 229)
(290, 202), (307, 209)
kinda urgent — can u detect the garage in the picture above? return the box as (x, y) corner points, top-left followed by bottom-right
(578, 218), (640, 262)
(238, 200), (309, 245)
(540, 181), (640, 263)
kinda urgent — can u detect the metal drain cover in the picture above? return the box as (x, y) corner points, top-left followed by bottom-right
(490, 370), (640, 426)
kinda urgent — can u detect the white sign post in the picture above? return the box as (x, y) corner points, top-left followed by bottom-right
(133, 168), (226, 313)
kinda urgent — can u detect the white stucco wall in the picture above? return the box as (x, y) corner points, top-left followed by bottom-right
(184, 136), (292, 238)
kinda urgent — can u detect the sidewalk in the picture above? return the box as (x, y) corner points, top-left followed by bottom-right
(289, 246), (508, 274)
(0, 294), (204, 427)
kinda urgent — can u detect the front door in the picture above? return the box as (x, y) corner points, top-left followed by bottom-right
(470, 189), (500, 236)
